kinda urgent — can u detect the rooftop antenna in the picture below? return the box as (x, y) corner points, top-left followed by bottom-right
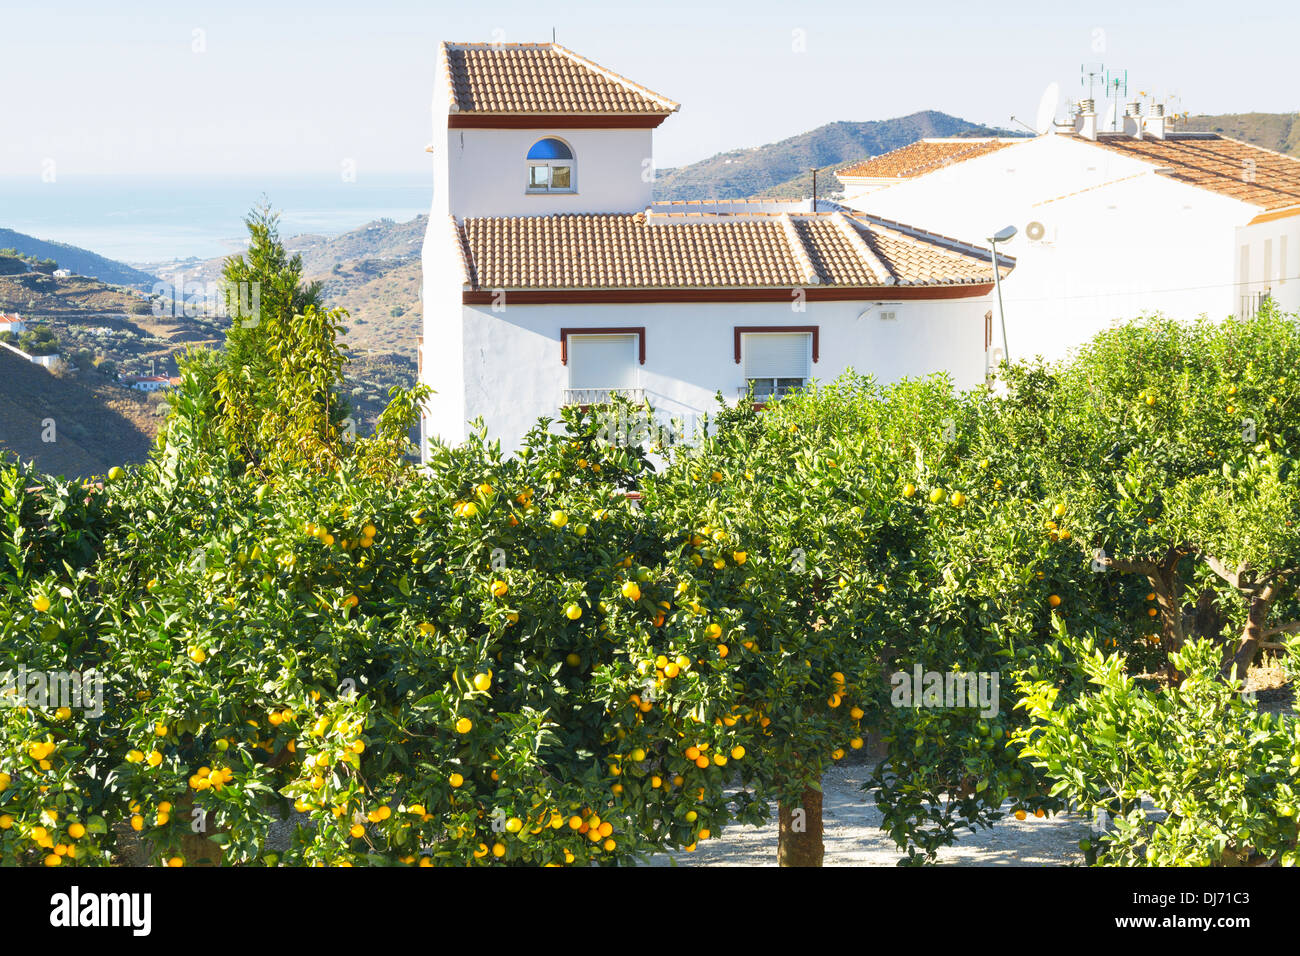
(1105, 68), (1128, 130)
(1080, 62), (1105, 102)
(552, 27), (556, 43)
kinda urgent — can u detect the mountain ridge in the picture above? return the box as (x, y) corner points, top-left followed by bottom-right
(652, 111), (1027, 201)
(1178, 111), (1300, 157)
(0, 228), (158, 289)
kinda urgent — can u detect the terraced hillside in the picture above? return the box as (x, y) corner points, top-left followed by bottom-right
(0, 346), (158, 478)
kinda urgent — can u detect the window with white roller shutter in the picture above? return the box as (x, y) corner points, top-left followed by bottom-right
(742, 332), (811, 400)
(564, 333), (640, 406)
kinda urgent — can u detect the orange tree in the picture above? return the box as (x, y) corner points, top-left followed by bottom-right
(833, 372), (1145, 864)
(0, 210), (771, 866)
(3, 387), (815, 865)
(869, 316), (1298, 862)
(900, 309), (1300, 868)
(995, 310), (1300, 682)
(639, 381), (900, 865)
(651, 367), (1172, 865)
(639, 374), (1080, 864)
(0, 410), (765, 867)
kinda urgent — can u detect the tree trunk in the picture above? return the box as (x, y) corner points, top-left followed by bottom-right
(1149, 556), (1187, 683)
(778, 786), (824, 867)
(1221, 587), (1276, 682)
(1100, 548), (1191, 682)
(174, 793), (226, 866)
(1191, 588), (1226, 645)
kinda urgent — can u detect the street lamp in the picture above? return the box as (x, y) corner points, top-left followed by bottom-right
(987, 225), (1016, 372)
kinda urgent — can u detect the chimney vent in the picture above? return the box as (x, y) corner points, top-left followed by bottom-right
(1073, 99), (1098, 141)
(1123, 101), (1144, 139)
(1144, 103), (1169, 140)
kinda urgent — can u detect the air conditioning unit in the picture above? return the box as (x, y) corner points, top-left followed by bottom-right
(1025, 220), (1055, 244)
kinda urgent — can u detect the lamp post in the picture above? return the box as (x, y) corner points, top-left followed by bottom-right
(987, 225), (1016, 371)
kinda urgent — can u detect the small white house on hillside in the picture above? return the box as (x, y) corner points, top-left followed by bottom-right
(119, 374), (175, 392)
(0, 313), (25, 336)
(420, 42), (1012, 454)
(837, 101), (1300, 364)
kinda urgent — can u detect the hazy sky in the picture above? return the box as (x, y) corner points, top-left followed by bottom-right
(3, 0), (1297, 180)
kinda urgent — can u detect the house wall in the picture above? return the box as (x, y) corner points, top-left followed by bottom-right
(420, 201), (469, 459)
(426, 294), (994, 451)
(842, 134), (1263, 363)
(437, 126), (655, 219)
(0, 339), (60, 369)
(421, 69), (663, 459)
(1235, 215), (1300, 317)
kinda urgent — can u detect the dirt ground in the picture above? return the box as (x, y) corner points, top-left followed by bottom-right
(647, 761), (1093, 867)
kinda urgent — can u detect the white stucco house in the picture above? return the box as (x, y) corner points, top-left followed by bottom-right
(119, 374), (175, 392)
(0, 313), (26, 336)
(836, 101), (1300, 365)
(419, 41), (1013, 454)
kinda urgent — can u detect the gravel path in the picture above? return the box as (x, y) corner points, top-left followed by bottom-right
(647, 762), (1092, 867)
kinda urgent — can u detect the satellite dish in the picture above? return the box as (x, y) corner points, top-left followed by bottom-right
(1035, 82), (1061, 133)
(1025, 221), (1046, 241)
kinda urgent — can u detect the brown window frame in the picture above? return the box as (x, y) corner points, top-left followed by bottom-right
(560, 327), (646, 365)
(732, 325), (819, 364)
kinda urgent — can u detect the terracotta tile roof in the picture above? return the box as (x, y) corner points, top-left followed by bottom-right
(1078, 133), (1300, 212)
(837, 138), (1016, 180)
(440, 42), (678, 115)
(449, 215), (474, 285)
(853, 218), (1006, 286)
(457, 212), (1007, 291)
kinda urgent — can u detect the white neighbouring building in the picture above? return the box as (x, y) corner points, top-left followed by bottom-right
(119, 374), (177, 392)
(419, 42), (1013, 455)
(836, 101), (1300, 365)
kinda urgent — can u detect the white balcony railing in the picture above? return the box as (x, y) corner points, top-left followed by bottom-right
(736, 379), (805, 402)
(562, 387), (645, 406)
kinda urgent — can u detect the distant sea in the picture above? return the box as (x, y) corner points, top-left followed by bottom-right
(0, 173), (432, 267)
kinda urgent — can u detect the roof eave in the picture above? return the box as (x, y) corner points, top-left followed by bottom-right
(462, 283), (996, 302)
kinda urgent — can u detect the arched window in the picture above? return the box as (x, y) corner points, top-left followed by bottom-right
(526, 137), (576, 193)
